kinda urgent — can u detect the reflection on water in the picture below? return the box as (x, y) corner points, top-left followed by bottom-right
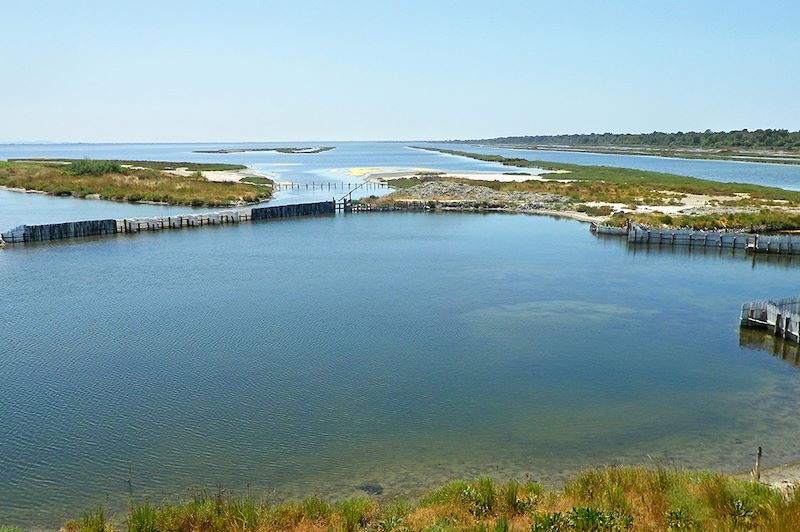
(591, 231), (800, 270)
(740, 328), (800, 368)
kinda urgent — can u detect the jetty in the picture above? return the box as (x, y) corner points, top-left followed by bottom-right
(591, 221), (800, 255)
(0, 200), (339, 245)
(740, 296), (800, 343)
(272, 181), (389, 191)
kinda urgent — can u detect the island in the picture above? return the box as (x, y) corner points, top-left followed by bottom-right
(0, 159), (273, 207)
(193, 146), (336, 154)
(356, 147), (800, 231)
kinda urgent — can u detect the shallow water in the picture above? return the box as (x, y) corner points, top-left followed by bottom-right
(3, 212), (800, 527)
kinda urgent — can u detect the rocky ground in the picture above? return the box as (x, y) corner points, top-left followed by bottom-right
(377, 181), (570, 213)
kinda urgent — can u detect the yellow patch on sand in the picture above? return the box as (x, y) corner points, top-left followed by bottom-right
(348, 167), (383, 177)
(347, 167), (435, 177)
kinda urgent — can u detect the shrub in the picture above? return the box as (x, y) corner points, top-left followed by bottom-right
(68, 160), (123, 176)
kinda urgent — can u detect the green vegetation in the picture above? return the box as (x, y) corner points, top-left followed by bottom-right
(9, 158), (247, 171)
(67, 160), (124, 176)
(407, 147), (800, 206)
(239, 176), (275, 186)
(0, 160), (270, 207)
(576, 204), (614, 217)
(610, 210), (800, 232)
(466, 129), (800, 150)
(58, 467), (800, 531)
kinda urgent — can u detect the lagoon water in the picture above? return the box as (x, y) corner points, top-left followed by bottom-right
(3, 143), (800, 527)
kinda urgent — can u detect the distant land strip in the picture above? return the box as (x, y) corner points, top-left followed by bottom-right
(193, 146), (335, 154)
(452, 129), (800, 165)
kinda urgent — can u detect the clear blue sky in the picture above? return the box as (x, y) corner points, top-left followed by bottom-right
(2, 0), (798, 142)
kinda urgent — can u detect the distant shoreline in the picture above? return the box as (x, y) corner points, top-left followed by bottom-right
(460, 143), (800, 166)
(193, 146), (335, 154)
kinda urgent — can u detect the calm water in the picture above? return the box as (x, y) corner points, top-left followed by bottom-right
(3, 143), (800, 528)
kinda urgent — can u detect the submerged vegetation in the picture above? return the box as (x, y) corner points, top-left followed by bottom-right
(57, 467), (800, 531)
(0, 160), (270, 207)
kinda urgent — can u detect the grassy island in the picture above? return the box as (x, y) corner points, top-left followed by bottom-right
(54, 467), (800, 531)
(370, 148), (800, 231)
(0, 159), (271, 207)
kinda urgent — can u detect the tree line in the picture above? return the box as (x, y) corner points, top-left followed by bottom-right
(467, 129), (800, 149)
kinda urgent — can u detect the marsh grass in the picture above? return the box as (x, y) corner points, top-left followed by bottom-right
(0, 161), (270, 207)
(10, 159), (246, 172)
(61, 469), (800, 530)
(409, 147), (800, 207)
(240, 176), (275, 186)
(609, 209), (800, 231)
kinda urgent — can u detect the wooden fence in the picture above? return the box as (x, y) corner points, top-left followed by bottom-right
(591, 222), (800, 255)
(740, 296), (800, 343)
(1, 201), (337, 245)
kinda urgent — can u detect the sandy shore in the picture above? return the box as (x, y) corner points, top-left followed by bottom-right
(165, 167), (276, 183)
(356, 166), (572, 184)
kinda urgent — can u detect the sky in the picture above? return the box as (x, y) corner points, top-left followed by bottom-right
(1, 0), (798, 142)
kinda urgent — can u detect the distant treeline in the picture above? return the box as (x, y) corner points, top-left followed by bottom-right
(466, 129), (800, 149)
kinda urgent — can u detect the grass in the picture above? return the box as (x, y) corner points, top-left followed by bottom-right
(412, 147), (800, 204)
(58, 467), (800, 531)
(608, 210), (800, 231)
(239, 176), (274, 186)
(0, 160), (270, 207)
(9, 158), (247, 172)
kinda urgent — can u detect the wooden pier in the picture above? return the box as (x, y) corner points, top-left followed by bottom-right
(740, 297), (800, 343)
(0, 201), (337, 245)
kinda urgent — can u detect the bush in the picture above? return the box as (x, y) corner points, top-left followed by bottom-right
(67, 160), (123, 176)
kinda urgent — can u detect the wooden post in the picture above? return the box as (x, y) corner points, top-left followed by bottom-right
(753, 446), (762, 482)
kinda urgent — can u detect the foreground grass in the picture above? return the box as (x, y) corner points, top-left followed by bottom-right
(58, 467), (800, 531)
(0, 160), (270, 207)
